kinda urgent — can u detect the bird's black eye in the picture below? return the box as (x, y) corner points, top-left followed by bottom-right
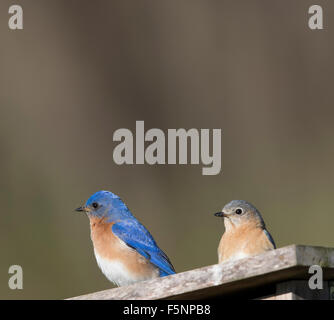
(92, 202), (99, 209)
(235, 208), (243, 215)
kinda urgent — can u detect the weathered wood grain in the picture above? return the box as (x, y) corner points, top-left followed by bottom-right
(67, 245), (334, 300)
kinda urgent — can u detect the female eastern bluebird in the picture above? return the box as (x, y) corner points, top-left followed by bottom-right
(214, 200), (276, 263)
(75, 190), (175, 287)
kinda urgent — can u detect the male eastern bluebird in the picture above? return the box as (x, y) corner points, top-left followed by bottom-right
(75, 190), (175, 287)
(214, 200), (276, 263)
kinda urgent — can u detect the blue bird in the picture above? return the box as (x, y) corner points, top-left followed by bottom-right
(76, 190), (175, 286)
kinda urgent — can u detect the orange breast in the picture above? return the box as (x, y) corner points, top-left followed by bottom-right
(89, 217), (158, 277)
(218, 223), (274, 263)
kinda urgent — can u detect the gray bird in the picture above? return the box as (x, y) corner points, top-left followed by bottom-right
(214, 200), (276, 263)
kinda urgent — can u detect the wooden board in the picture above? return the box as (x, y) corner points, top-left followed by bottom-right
(67, 245), (334, 300)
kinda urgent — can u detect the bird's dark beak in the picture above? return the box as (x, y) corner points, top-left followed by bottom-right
(75, 206), (86, 212)
(214, 211), (225, 217)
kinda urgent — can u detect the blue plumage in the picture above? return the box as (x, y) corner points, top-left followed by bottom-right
(84, 190), (175, 277)
(264, 229), (276, 249)
(112, 220), (175, 276)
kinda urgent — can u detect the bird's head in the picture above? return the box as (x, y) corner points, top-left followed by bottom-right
(75, 190), (132, 221)
(214, 200), (265, 229)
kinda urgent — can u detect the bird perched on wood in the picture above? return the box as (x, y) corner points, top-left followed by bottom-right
(214, 200), (276, 263)
(76, 190), (175, 287)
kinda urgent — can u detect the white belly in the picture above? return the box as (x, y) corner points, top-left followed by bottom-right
(94, 250), (159, 287)
(220, 250), (250, 263)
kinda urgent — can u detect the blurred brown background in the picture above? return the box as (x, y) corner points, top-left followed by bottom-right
(0, 1), (333, 299)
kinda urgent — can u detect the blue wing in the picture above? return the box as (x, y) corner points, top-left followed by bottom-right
(264, 229), (276, 249)
(112, 219), (175, 276)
